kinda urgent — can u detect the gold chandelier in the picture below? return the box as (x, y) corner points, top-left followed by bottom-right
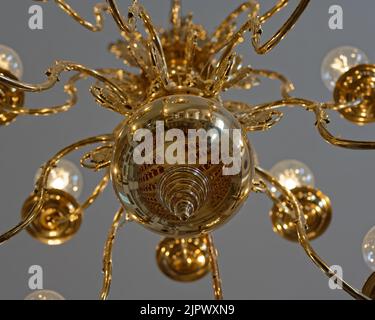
(1, 0), (375, 300)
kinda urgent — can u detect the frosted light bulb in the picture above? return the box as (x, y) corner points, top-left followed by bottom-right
(35, 159), (83, 198)
(362, 226), (375, 271)
(24, 290), (65, 300)
(270, 159), (314, 191)
(0, 44), (23, 79)
(321, 46), (369, 91)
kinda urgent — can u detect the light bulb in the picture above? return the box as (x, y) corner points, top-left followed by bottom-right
(0, 44), (23, 79)
(321, 46), (369, 91)
(35, 159), (83, 198)
(24, 290), (65, 300)
(362, 226), (375, 271)
(270, 159), (314, 191)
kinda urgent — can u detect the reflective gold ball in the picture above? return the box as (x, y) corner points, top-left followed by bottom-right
(21, 189), (82, 245)
(112, 94), (253, 237)
(156, 237), (210, 282)
(270, 186), (332, 242)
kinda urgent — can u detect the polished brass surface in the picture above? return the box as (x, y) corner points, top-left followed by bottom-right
(362, 272), (375, 300)
(21, 189), (82, 245)
(0, 134), (113, 245)
(100, 207), (125, 300)
(256, 167), (370, 300)
(0, 68), (24, 125)
(334, 64), (375, 124)
(205, 233), (223, 300)
(0, 0), (374, 300)
(156, 236), (210, 282)
(112, 95), (253, 237)
(270, 186), (332, 242)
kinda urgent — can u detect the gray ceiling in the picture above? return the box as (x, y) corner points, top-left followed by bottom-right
(0, 0), (375, 300)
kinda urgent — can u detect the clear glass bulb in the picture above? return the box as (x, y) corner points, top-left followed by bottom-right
(34, 159), (83, 199)
(0, 44), (23, 79)
(321, 46), (369, 91)
(362, 226), (375, 271)
(270, 159), (315, 191)
(24, 290), (65, 300)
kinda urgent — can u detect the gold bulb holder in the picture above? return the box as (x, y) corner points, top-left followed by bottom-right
(156, 236), (210, 282)
(270, 186), (332, 242)
(21, 189), (82, 245)
(362, 272), (375, 300)
(334, 64), (375, 125)
(0, 68), (24, 126)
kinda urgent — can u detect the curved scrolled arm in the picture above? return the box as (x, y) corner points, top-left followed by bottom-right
(255, 167), (370, 300)
(0, 134), (114, 245)
(205, 234), (224, 300)
(106, 0), (133, 35)
(312, 106), (375, 150)
(246, 98), (375, 149)
(107, 0), (170, 88)
(0, 61), (130, 116)
(224, 67), (294, 98)
(252, 0), (311, 54)
(1, 72), (84, 116)
(34, 0), (109, 32)
(81, 172), (110, 211)
(100, 207), (125, 300)
(207, 0), (310, 56)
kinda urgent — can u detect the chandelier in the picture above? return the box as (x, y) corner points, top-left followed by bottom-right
(1, 0), (375, 300)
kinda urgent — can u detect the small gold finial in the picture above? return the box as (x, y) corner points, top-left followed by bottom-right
(156, 236), (210, 282)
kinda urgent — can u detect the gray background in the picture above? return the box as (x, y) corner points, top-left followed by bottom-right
(0, 0), (374, 300)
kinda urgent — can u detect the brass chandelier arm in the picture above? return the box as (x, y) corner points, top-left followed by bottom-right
(208, 0), (310, 56)
(259, 0), (289, 24)
(247, 98), (375, 149)
(252, 0), (311, 55)
(313, 107), (375, 150)
(0, 134), (114, 245)
(0, 192), (46, 246)
(254, 167), (370, 300)
(208, 1), (259, 54)
(106, 0), (133, 35)
(53, 171), (111, 224)
(81, 172), (110, 212)
(0, 61), (129, 114)
(100, 207), (125, 300)
(34, 0), (109, 32)
(0, 60), (124, 96)
(107, 0), (170, 88)
(1, 72), (85, 116)
(204, 234), (223, 300)
(225, 67), (294, 98)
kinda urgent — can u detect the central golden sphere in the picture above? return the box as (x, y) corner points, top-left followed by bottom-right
(111, 95), (253, 237)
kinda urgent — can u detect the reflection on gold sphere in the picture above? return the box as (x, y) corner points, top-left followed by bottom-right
(362, 272), (375, 300)
(21, 189), (82, 245)
(112, 94), (253, 237)
(156, 237), (210, 282)
(270, 186), (332, 242)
